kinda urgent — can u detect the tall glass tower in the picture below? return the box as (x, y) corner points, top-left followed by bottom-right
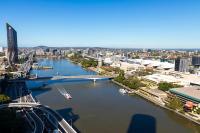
(6, 23), (18, 65)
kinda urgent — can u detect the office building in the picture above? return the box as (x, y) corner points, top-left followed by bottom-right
(6, 23), (18, 65)
(175, 58), (189, 72)
(192, 56), (200, 67)
(98, 57), (103, 67)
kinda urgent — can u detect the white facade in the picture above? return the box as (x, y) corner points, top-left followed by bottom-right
(0, 47), (3, 53)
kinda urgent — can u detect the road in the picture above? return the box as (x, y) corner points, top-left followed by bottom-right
(40, 106), (76, 133)
(26, 110), (44, 133)
(0, 102), (76, 133)
(3, 79), (77, 133)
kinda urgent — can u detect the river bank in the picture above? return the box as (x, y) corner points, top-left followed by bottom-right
(112, 78), (200, 126)
(111, 79), (135, 93)
(67, 57), (200, 125)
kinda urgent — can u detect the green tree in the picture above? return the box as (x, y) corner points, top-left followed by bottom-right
(68, 53), (83, 64)
(114, 71), (144, 90)
(81, 59), (98, 68)
(124, 77), (144, 90)
(196, 108), (200, 114)
(0, 94), (11, 104)
(167, 97), (183, 110)
(114, 70), (125, 83)
(158, 82), (182, 91)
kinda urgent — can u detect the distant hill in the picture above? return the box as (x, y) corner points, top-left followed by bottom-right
(35, 45), (48, 49)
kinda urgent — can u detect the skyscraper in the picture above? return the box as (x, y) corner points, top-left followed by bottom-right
(175, 58), (189, 72)
(6, 23), (18, 65)
(192, 56), (200, 67)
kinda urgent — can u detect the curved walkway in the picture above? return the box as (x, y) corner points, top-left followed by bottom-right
(0, 103), (77, 133)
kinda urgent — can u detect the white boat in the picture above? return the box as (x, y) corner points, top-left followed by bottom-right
(58, 88), (72, 99)
(119, 88), (127, 94)
(64, 93), (72, 99)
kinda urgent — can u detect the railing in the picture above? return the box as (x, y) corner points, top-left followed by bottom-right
(41, 105), (77, 133)
(24, 110), (36, 132)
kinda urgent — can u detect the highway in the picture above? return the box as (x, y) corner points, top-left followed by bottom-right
(0, 102), (76, 133)
(40, 106), (77, 133)
(33, 108), (58, 132)
(26, 110), (44, 133)
(18, 53), (34, 76)
(0, 103), (43, 133)
(3, 70), (77, 133)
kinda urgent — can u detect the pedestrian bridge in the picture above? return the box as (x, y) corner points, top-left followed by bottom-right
(28, 75), (114, 82)
(51, 75), (113, 81)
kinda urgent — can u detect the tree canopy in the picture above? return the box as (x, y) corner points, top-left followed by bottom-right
(114, 70), (144, 90)
(167, 97), (183, 110)
(81, 59), (97, 68)
(0, 94), (11, 104)
(158, 82), (182, 91)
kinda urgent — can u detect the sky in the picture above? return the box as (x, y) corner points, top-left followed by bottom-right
(0, 0), (200, 48)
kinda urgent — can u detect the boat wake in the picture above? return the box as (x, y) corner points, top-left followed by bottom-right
(58, 88), (72, 100)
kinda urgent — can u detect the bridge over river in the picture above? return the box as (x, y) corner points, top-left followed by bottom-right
(28, 75), (114, 82)
(51, 75), (113, 80)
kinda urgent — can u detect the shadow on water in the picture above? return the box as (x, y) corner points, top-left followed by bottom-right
(29, 78), (108, 86)
(127, 114), (156, 133)
(28, 78), (107, 95)
(31, 87), (52, 97)
(56, 108), (80, 133)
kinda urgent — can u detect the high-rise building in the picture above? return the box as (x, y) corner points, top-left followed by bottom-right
(98, 57), (103, 67)
(175, 58), (189, 72)
(192, 56), (200, 67)
(6, 23), (18, 65)
(88, 48), (95, 56)
(0, 47), (3, 53)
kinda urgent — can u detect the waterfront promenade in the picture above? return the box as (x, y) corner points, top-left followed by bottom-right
(112, 79), (200, 126)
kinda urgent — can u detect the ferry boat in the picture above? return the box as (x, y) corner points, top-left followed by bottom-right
(119, 88), (127, 94)
(64, 93), (72, 99)
(58, 88), (72, 100)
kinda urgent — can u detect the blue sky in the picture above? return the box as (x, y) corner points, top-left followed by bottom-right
(0, 0), (200, 48)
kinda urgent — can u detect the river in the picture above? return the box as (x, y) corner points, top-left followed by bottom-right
(26, 58), (200, 133)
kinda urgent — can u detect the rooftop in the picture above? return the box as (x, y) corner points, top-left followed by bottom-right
(170, 86), (200, 103)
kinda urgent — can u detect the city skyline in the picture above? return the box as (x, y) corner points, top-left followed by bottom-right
(0, 0), (200, 48)
(1, 1), (200, 132)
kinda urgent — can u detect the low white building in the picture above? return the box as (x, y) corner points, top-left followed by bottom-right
(104, 57), (113, 65)
(144, 73), (200, 86)
(0, 47), (3, 53)
(127, 59), (174, 70)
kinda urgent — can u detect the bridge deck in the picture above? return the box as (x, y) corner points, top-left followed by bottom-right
(51, 75), (113, 80)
